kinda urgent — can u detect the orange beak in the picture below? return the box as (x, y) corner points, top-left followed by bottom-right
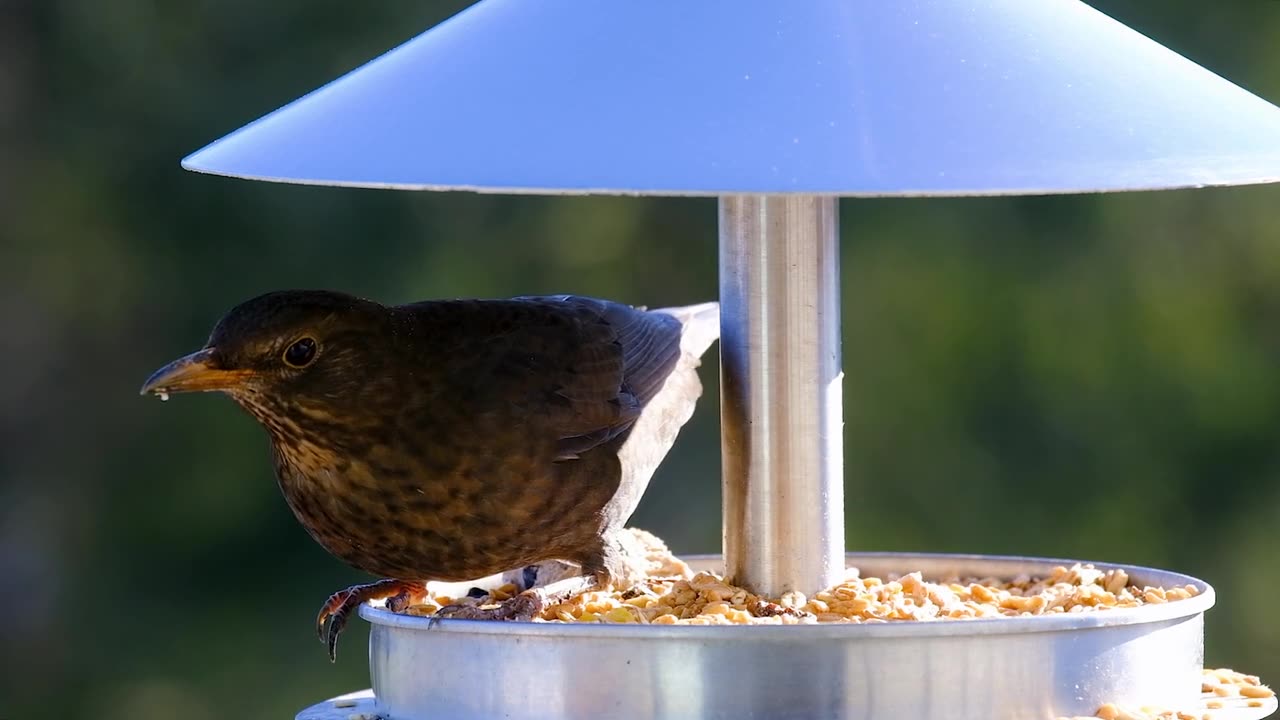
(139, 348), (255, 397)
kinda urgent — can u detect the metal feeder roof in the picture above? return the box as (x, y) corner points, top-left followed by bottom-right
(184, 0), (1280, 196)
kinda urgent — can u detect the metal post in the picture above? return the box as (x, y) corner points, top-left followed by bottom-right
(719, 195), (844, 597)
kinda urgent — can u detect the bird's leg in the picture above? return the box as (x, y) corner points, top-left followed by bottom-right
(316, 579), (426, 661)
(432, 574), (597, 623)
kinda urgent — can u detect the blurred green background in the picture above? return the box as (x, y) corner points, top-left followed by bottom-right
(3, 1), (1280, 717)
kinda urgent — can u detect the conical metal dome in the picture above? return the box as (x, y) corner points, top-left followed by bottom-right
(183, 0), (1280, 196)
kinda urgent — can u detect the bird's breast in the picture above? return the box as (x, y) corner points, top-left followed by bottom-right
(267, 431), (605, 581)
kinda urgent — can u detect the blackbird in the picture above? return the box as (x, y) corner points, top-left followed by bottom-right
(140, 290), (719, 659)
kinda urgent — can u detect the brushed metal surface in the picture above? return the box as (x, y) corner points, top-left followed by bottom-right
(182, 1), (1280, 195)
(720, 195), (843, 598)
(359, 553), (1217, 720)
(296, 689), (1279, 720)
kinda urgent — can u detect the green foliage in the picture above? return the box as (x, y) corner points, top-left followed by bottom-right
(2, 1), (1279, 717)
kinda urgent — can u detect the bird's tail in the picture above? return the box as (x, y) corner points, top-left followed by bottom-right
(654, 301), (720, 360)
(605, 300), (718, 529)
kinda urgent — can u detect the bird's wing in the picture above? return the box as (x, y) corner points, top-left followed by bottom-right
(400, 297), (684, 461)
(519, 296), (684, 459)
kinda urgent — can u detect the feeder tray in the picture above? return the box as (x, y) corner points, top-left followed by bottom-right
(291, 554), (1274, 720)
(357, 555), (1215, 720)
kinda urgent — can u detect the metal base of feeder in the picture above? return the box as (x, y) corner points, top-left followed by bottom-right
(285, 553), (1273, 720)
(296, 689), (1277, 720)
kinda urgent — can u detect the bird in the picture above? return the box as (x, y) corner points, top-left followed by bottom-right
(140, 290), (719, 660)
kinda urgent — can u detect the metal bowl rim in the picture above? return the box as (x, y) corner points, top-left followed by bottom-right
(360, 551), (1215, 639)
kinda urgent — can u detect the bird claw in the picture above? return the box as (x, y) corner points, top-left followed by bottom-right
(317, 586), (358, 648)
(620, 582), (657, 600)
(316, 590), (359, 662)
(385, 588), (417, 613)
(315, 579), (426, 661)
(432, 592), (545, 624)
(428, 574), (596, 627)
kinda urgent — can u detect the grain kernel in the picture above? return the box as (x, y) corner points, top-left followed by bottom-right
(604, 607), (636, 623)
(689, 573), (722, 591)
(1104, 569), (1130, 594)
(703, 601), (731, 616)
(1240, 684), (1275, 698)
(970, 583), (996, 602)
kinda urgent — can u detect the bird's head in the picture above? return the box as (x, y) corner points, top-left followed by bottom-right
(140, 290), (392, 425)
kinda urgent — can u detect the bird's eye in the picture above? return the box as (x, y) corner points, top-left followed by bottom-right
(283, 337), (318, 368)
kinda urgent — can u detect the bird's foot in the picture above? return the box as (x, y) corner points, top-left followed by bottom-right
(433, 592), (544, 623)
(432, 574), (597, 625)
(316, 579), (426, 661)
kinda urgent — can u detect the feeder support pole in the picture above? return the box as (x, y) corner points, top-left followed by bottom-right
(719, 195), (844, 598)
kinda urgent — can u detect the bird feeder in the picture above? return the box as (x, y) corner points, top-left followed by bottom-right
(183, 1), (1280, 718)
